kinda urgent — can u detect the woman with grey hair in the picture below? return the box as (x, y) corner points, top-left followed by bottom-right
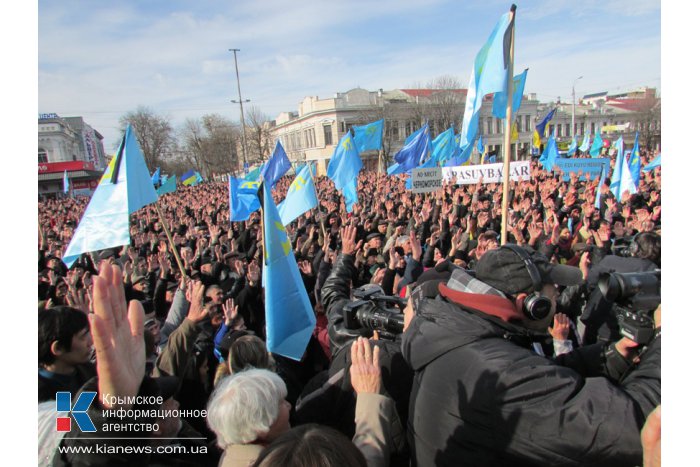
(207, 369), (291, 467)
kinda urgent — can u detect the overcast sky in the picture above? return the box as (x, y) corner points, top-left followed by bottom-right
(38, 0), (660, 151)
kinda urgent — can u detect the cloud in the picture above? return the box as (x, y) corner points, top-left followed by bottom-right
(39, 0), (660, 149)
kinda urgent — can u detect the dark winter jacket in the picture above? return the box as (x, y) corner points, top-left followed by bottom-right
(402, 295), (660, 467)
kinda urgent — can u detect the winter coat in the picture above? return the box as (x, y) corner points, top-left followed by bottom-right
(401, 294), (660, 467)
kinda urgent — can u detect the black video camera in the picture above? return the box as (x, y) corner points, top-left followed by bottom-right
(598, 270), (660, 344)
(342, 285), (406, 340)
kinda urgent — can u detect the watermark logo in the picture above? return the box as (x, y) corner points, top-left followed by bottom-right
(56, 391), (97, 432)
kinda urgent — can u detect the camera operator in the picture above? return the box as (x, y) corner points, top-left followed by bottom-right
(580, 232), (661, 345)
(402, 245), (660, 466)
(295, 225), (410, 460)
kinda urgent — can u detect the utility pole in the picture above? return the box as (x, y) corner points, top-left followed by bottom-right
(572, 76), (583, 138)
(229, 48), (250, 168)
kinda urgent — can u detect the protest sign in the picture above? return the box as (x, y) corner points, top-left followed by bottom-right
(441, 161), (530, 185)
(410, 167), (443, 193)
(553, 158), (610, 181)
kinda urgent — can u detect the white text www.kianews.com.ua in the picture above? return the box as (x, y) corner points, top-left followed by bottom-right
(57, 444), (208, 455)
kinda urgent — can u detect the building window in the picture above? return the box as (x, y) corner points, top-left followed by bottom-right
(496, 119), (502, 135)
(565, 123), (570, 137)
(525, 115), (531, 132)
(38, 148), (48, 163)
(323, 125), (333, 146)
(556, 124), (562, 137)
(516, 116), (522, 132)
(591, 122), (595, 134)
(487, 118), (493, 135)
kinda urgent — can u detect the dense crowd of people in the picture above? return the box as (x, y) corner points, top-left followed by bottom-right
(38, 150), (661, 466)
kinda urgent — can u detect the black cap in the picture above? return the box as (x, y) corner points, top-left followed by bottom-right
(475, 245), (583, 294)
(366, 232), (384, 242)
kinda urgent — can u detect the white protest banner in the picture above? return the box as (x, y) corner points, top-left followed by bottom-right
(601, 122), (630, 133)
(410, 167), (443, 193)
(441, 161), (530, 185)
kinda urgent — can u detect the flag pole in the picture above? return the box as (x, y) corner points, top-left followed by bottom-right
(500, 4), (517, 245)
(306, 160), (327, 240)
(154, 202), (188, 279)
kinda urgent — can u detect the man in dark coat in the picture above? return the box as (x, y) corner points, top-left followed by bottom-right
(402, 245), (661, 466)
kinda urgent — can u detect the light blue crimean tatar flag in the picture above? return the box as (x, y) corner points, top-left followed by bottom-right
(578, 133), (591, 153)
(539, 133), (559, 172)
(609, 137), (637, 201)
(594, 162), (609, 210)
(62, 124), (158, 268)
(63, 170), (70, 194)
(327, 132), (363, 212)
(589, 130), (604, 157)
(277, 165), (319, 226)
(261, 180), (316, 361)
(151, 167), (161, 185)
(244, 165), (262, 182)
(460, 8), (514, 148)
(352, 119), (384, 152)
(156, 175), (177, 196)
(229, 177), (261, 221)
(643, 153), (661, 172)
(261, 141), (292, 188)
(629, 132), (641, 187)
(387, 124), (431, 175)
(431, 127), (457, 163)
(567, 136), (578, 157)
(492, 68), (528, 119)
(477, 135), (485, 154)
(443, 138), (475, 168)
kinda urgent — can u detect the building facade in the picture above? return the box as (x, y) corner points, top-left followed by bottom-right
(270, 87), (541, 173)
(38, 114), (107, 197)
(538, 87), (661, 152)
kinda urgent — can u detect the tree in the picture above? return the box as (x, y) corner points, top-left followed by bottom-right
(408, 75), (465, 135)
(119, 106), (174, 172)
(635, 95), (661, 151)
(245, 106), (274, 163)
(179, 114), (240, 178)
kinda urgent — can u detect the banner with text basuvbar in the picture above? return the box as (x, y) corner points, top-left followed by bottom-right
(441, 161), (530, 185)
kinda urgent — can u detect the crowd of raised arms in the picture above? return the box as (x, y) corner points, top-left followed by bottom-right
(38, 149), (661, 467)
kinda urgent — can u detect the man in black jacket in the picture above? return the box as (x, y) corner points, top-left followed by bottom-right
(402, 245), (661, 466)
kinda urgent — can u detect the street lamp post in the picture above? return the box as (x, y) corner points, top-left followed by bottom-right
(572, 76), (583, 138)
(229, 48), (250, 168)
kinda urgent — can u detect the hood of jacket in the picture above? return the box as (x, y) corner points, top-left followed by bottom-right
(401, 295), (541, 372)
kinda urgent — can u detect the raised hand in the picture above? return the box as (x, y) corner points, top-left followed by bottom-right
(548, 313), (570, 341)
(299, 259), (313, 276)
(341, 225), (363, 256)
(350, 337), (381, 395)
(90, 263), (145, 410)
(185, 280), (208, 322)
(222, 298), (238, 326)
